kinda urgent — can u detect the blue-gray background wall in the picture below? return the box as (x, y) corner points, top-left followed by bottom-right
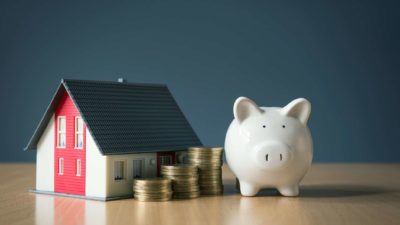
(1, 0), (399, 162)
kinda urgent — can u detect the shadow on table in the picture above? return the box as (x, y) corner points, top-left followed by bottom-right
(223, 182), (392, 198)
(299, 184), (391, 198)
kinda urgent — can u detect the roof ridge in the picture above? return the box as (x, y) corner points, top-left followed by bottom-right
(61, 78), (167, 88)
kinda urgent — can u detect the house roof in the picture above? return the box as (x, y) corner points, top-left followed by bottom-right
(25, 79), (202, 154)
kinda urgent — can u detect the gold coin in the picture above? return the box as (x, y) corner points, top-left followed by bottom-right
(174, 191), (200, 195)
(187, 154), (222, 158)
(189, 155), (222, 158)
(188, 146), (224, 152)
(161, 164), (197, 171)
(187, 154), (222, 159)
(189, 164), (223, 169)
(173, 185), (200, 191)
(199, 182), (222, 186)
(172, 184), (199, 189)
(134, 195), (172, 200)
(133, 188), (172, 193)
(199, 179), (223, 183)
(173, 195), (200, 199)
(134, 182), (172, 187)
(199, 183), (223, 187)
(134, 177), (171, 185)
(173, 182), (199, 188)
(172, 182), (199, 186)
(171, 176), (198, 180)
(198, 174), (221, 178)
(200, 185), (224, 189)
(199, 185), (223, 189)
(187, 160), (222, 165)
(163, 175), (199, 181)
(198, 175), (222, 178)
(199, 170), (222, 175)
(161, 171), (199, 176)
(188, 161), (223, 166)
(199, 184), (222, 187)
(134, 184), (171, 189)
(134, 190), (173, 196)
(199, 172), (221, 175)
(134, 196), (172, 202)
(160, 171), (198, 175)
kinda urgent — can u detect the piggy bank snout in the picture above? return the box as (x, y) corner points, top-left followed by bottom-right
(253, 142), (292, 170)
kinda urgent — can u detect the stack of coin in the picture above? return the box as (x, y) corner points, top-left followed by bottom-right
(187, 146), (224, 195)
(161, 164), (200, 199)
(133, 178), (172, 201)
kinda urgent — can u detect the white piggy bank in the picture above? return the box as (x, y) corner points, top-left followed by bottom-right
(224, 97), (313, 197)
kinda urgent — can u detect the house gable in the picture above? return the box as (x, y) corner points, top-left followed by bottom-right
(54, 91), (86, 195)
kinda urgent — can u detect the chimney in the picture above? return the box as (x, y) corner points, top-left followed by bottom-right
(118, 78), (127, 83)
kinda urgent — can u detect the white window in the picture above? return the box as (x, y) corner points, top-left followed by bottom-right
(58, 158), (64, 175)
(76, 159), (81, 176)
(159, 155), (172, 165)
(75, 117), (84, 149)
(57, 116), (66, 148)
(114, 161), (125, 180)
(132, 159), (144, 179)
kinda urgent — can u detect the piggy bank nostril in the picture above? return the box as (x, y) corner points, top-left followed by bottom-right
(266, 154), (269, 161)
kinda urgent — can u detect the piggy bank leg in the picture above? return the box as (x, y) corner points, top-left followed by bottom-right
(278, 185), (299, 196)
(239, 181), (259, 197)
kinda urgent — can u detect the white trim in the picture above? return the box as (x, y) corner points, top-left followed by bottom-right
(56, 116), (66, 148)
(36, 114), (54, 192)
(86, 128), (107, 198)
(58, 158), (64, 175)
(76, 159), (81, 176)
(74, 116), (84, 149)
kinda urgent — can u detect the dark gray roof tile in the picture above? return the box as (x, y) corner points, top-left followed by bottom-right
(25, 79), (202, 154)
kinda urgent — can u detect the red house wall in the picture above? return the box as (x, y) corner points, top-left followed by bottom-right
(54, 92), (86, 195)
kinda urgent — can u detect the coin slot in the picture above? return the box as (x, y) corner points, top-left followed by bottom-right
(266, 154), (269, 161)
(280, 154), (282, 161)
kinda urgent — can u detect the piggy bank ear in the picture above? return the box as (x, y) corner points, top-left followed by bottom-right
(234, 97), (263, 123)
(282, 98), (311, 124)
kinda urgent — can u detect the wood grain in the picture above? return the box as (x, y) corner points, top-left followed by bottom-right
(0, 163), (399, 225)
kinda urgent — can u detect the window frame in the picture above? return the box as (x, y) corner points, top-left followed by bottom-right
(58, 158), (64, 175)
(114, 160), (126, 181)
(159, 155), (172, 166)
(57, 116), (66, 148)
(132, 159), (145, 179)
(76, 159), (81, 176)
(74, 116), (84, 149)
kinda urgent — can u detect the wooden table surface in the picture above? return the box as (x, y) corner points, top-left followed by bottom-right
(0, 163), (399, 225)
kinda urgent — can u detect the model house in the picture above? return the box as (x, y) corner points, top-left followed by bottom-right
(25, 78), (201, 200)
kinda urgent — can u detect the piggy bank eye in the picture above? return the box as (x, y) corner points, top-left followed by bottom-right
(282, 125), (286, 128)
(262, 125), (266, 128)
